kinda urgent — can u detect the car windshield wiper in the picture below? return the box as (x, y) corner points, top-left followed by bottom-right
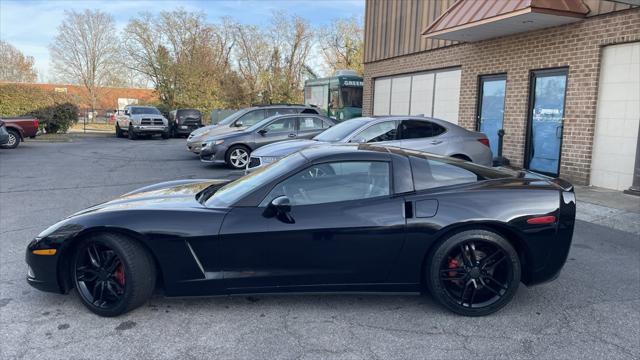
(196, 182), (229, 204)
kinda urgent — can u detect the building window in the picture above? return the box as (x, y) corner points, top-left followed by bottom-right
(373, 68), (461, 124)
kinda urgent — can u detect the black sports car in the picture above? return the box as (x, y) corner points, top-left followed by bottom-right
(26, 144), (575, 317)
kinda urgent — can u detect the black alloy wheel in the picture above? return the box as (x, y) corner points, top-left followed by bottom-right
(72, 233), (156, 317)
(427, 230), (520, 316)
(75, 243), (126, 310)
(115, 124), (124, 138)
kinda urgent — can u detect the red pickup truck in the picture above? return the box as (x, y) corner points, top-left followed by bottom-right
(0, 117), (39, 148)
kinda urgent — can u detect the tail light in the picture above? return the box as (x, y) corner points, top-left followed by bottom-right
(478, 138), (490, 147)
(33, 118), (39, 129)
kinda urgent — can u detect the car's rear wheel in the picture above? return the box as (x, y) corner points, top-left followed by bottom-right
(1, 129), (21, 149)
(115, 124), (124, 138)
(426, 229), (520, 316)
(161, 131), (170, 139)
(226, 145), (250, 169)
(128, 125), (138, 140)
(72, 233), (156, 317)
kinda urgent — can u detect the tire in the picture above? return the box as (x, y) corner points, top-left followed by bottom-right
(225, 145), (250, 169)
(1, 129), (21, 149)
(115, 124), (124, 138)
(72, 233), (156, 317)
(128, 125), (138, 140)
(161, 131), (170, 139)
(425, 229), (520, 316)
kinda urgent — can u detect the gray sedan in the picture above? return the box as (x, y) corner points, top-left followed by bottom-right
(199, 114), (336, 169)
(248, 116), (493, 171)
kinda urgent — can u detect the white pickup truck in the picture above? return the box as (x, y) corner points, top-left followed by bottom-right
(115, 105), (170, 140)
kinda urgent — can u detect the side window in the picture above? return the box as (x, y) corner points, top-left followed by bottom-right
(263, 117), (296, 133)
(409, 156), (479, 190)
(262, 161), (391, 206)
(351, 121), (398, 143)
(301, 108), (319, 114)
(237, 110), (266, 126)
(400, 120), (446, 139)
(321, 119), (333, 129)
(298, 116), (324, 131)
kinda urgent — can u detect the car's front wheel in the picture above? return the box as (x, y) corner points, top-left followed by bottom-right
(1, 129), (21, 149)
(426, 229), (520, 316)
(226, 145), (250, 169)
(115, 124), (124, 138)
(128, 125), (138, 140)
(72, 233), (156, 317)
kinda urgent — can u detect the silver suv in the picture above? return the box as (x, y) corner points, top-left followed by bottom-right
(186, 104), (320, 154)
(115, 106), (169, 140)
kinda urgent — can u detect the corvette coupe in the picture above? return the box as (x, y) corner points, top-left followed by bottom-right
(26, 144), (575, 317)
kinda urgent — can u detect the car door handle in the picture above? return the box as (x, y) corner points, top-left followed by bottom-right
(288, 134), (297, 138)
(430, 140), (443, 145)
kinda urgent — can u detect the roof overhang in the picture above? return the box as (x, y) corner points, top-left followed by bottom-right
(423, 0), (590, 42)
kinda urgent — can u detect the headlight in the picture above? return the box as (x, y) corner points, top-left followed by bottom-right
(261, 156), (282, 164)
(214, 139), (224, 145)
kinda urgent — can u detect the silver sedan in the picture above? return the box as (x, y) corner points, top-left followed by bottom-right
(248, 116), (493, 171)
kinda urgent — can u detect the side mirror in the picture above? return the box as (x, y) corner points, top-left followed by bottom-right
(258, 129), (268, 136)
(234, 120), (244, 127)
(263, 196), (294, 223)
(124, 110), (130, 116)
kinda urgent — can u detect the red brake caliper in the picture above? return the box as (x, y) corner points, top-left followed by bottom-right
(114, 263), (125, 291)
(448, 258), (461, 283)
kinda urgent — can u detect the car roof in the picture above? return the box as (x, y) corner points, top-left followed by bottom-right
(250, 113), (334, 128)
(297, 143), (450, 162)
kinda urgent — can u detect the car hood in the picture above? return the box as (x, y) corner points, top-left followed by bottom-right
(252, 139), (324, 157)
(70, 179), (229, 216)
(192, 125), (247, 142)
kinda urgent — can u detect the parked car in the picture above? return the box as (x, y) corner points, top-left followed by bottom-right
(248, 116), (493, 171)
(169, 109), (203, 137)
(0, 116), (39, 149)
(26, 144), (575, 317)
(115, 106), (169, 140)
(200, 113), (336, 169)
(0, 120), (10, 147)
(187, 104), (320, 155)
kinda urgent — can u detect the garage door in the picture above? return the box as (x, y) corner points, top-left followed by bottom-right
(590, 42), (640, 190)
(373, 68), (461, 124)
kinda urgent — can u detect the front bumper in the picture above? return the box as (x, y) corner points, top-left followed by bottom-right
(199, 144), (228, 163)
(25, 241), (64, 294)
(131, 125), (168, 134)
(175, 124), (201, 135)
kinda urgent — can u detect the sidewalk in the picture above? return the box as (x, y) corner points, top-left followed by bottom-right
(575, 185), (640, 235)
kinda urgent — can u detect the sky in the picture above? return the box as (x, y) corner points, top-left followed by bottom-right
(0, 0), (365, 82)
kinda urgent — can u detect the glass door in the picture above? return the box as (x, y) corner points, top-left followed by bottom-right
(477, 75), (507, 157)
(526, 69), (568, 177)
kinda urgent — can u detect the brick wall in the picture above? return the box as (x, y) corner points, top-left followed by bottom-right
(363, 9), (640, 185)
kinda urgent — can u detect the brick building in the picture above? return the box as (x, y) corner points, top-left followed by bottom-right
(363, 0), (639, 191)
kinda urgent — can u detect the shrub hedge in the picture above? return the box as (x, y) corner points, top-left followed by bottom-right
(0, 84), (79, 133)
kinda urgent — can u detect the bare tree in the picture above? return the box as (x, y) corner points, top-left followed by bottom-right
(318, 17), (364, 76)
(49, 10), (120, 113)
(122, 9), (236, 109)
(0, 41), (38, 83)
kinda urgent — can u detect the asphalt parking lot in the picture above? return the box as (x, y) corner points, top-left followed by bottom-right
(1, 136), (639, 359)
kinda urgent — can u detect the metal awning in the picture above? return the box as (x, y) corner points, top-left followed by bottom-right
(423, 0), (590, 42)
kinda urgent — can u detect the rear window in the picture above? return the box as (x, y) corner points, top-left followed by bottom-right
(177, 109), (201, 118)
(408, 155), (513, 190)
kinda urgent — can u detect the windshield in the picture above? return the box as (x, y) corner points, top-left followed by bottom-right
(217, 109), (248, 126)
(131, 107), (161, 115)
(205, 152), (306, 208)
(341, 87), (363, 108)
(313, 118), (370, 142)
